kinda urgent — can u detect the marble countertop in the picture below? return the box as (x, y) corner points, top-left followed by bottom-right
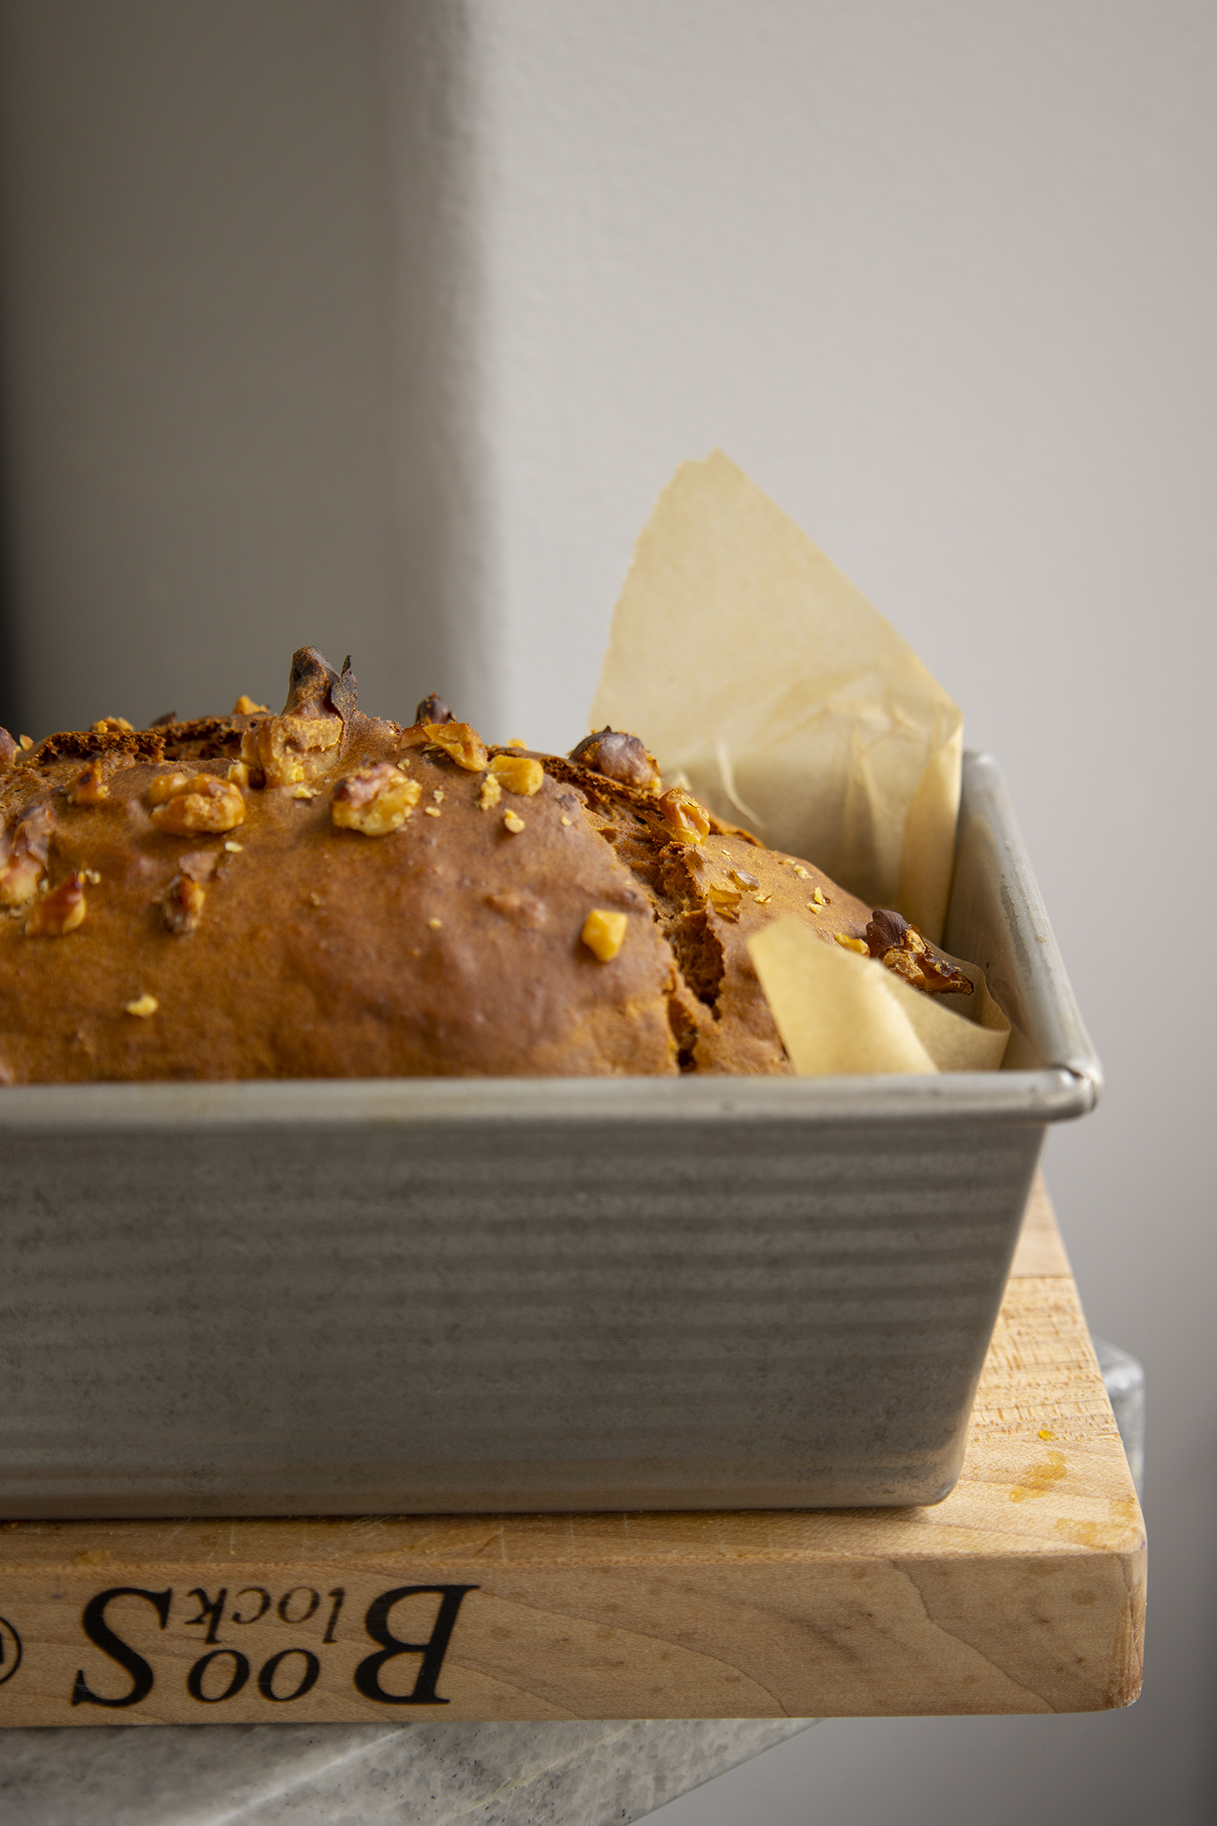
(0, 1718), (814, 1824)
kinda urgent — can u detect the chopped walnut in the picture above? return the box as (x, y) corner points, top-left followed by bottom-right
(224, 840), (243, 852)
(478, 775), (503, 811)
(0, 728), (17, 768)
(125, 993), (158, 1017)
(162, 873), (206, 934)
(283, 645), (357, 723)
(334, 767), (400, 812)
(232, 694), (269, 715)
(729, 866), (759, 889)
(415, 693), (453, 726)
(427, 917), (442, 930)
(503, 809), (526, 834)
(568, 727), (662, 793)
(865, 908), (973, 996)
(704, 884), (743, 921)
(25, 873), (86, 937)
(424, 720), (489, 772)
(490, 753), (544, 796)
(657, 787), (712, 845)
(834, 932), (870, 956)
(866, 908), (912, 955)
(19, 735), (33, 751)
(793, 865), (810, 880)
(331, 761), (422, 836)
(581, 908), (627, 961)
(92, 717), (133, 735)
(68, 760), (109, 804)
(227, 761), (252, 788)
(242, 712), (342, 788)
(424, 806), (441, 817)
(0, 804), (52, 907)
(146, 772), (189, 805)
(813, 886), (827, 907)
(150, 774), (246, 834)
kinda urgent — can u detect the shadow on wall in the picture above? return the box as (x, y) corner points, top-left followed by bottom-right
(0, 0), (500, 740)
(0, 430), (18, 734)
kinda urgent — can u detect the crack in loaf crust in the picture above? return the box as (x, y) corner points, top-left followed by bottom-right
(0, 648), (957, 1084)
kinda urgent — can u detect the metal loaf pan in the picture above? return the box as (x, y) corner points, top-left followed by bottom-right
(0, 753), (1100, 1518)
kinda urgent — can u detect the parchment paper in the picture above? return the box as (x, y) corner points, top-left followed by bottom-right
(748, 916), (1010, 1076)
(591, 450), (1007, 1076)
(591, 450), (962, 942)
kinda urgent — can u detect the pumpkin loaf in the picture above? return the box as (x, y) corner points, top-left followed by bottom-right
(0, 648), (968, 1083)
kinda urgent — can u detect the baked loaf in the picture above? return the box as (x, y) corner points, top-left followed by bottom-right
(0, 649), (968, 1083)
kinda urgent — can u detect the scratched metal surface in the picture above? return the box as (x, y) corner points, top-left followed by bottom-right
(0, 755), (1101, 1517)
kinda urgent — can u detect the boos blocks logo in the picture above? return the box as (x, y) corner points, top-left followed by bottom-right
(0, 1615), (22, 1688)
(0, 1581), (479, 1723)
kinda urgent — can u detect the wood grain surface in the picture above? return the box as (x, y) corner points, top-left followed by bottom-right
(0, 1182), (1144, 1725)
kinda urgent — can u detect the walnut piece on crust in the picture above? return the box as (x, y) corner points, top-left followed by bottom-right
(656, 787), (712, 845)
(162, 873), (206, 935)
(282, 646), (357, 721)
(25, 872), (86, 937)
(243, 714), (342, 788)
(568, 728), (661, 793)
(236, 645), (354, 787)
(489, 753), (544, 796)
(0, 803), (52, 907)
(68, 760), (109, 804)
(703, 883), (743, 921)
(425, 721), (489, 772)
(415, 693), (453, 726)
(865, 908), (973, 995)
(331, 762), (421, 835)
(0, 728), (17, 769)
(581, 908), (628, 961)
(150, 774), (246, 834)
(147, 772), (188, 805)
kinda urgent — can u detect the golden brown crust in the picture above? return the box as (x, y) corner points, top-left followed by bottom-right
(0, 648), (914, 1085)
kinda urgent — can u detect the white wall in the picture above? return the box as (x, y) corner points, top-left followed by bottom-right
(1, 3), (1213, 1819)
(481, 6), (1211, 1820)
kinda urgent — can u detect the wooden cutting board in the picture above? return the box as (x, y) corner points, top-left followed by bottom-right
(0, 1180), (1144, 1725)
